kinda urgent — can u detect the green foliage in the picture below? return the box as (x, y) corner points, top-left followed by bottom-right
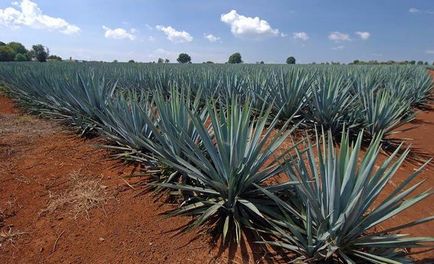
(14, 53), (28, 61)
(0, 46), (15, 61)
(261, 130), (434, 263)
(153, 98), (297, 242)
(32, 44), (49, 62)
(47, 55), (62, 61)
(177, 53), (191, 63)
(7, 42), (27, 55)
(286, 56), (296, 64)
(228, 52), (242, 64)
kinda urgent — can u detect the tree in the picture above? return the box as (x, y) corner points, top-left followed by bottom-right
(157, 58), (164, 63)
(177, 53), (191, 63)
(15, 53), (28, 61)
(286, 56), (296, 64)
(228, 52), (242, 64)
(417, 61), (424, 65)
(0, 41), (5, 46)
(47, 55), (62, 61)
(0, 46), (15, 61)
(8, 42), (27, 55)
(164, 58), (170, 63)
(128, 59), (135, 63)
(32, 44), (49, 62)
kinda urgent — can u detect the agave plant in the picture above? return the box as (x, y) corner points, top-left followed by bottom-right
(362, 90), (414, 137)
(96, 90), (157, 164)
(261, 130), (434, 263)
(272, 68), (314, 121)
(151, 98), (299, 243)
(307, 74), (358, 134)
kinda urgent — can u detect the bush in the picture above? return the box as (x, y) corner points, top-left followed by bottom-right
(14, 53), (28, 61)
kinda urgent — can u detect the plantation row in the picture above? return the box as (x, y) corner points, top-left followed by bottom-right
(0, 62), (433, 263)
(0, 62), (432, 139)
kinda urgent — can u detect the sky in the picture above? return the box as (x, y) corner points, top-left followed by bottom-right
(0, 0), (433, 63)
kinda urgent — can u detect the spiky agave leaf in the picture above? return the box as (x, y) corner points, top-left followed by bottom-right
(153, 98), (299, 243)
(261, 129), (434, 263)
(362, 90), (414, 137)
(96, 90), (157, 164)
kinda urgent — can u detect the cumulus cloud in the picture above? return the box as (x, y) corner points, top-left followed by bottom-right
(293, 32), (309, 41)
(328, 32), (351, 42)
(204, 33), (220, 42)
(220, 10), (280, 39)
(355, 31), (370, 40)
(0, 0), (79, 34)
(102, 26), (136, 40)
(409, 8), (420, 13)
(156, 25), (193, 43)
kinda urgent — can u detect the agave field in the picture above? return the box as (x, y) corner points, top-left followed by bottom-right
(0, 62), (433, 263)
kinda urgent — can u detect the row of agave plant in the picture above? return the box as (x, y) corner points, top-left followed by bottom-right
(0, 62), (432, 139)
(0, 62), (433, 263)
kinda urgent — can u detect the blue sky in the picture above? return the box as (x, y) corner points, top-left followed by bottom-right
(0, 0), (433, 63)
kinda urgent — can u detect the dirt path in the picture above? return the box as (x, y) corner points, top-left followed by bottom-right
(0, 96), (260, 263)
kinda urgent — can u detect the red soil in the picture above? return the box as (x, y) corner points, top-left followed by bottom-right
(0, 98), (266, 263)
(0, 72), (434, 263)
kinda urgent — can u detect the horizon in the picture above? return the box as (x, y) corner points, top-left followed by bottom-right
(1, 0), (434, 64)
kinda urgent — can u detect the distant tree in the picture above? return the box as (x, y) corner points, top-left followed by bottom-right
(432, 61), (434, 65)
(0, 45), (15, 61)
(228, 52), (242, 64)
(177, 53), (191, 63)
(113, 59), (118, 63)
(417, 61), (424, 65)
(128, 59), (135, 63)
(157, 58), (164, 63)
(205, 61), (214, 64)
(424, 61), (428, 65)
(286, 56), (296, 64)
(32, 44), (49, 62)
(47, 55), (62, 61)
(352, 60), (360, 64)
(409, 60), (416, 65)
(0, 41), (5, 46)
(164, 58), (170, 63)
(14, 53), (28, 61)
(260, 61), (265, 64)
(8, 42), (27, 55)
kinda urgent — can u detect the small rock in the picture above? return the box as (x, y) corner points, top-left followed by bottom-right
(99, 237), (105, 242)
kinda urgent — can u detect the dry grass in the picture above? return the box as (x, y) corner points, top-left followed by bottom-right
(40, 171), (110, 219)
(0, 227), (25, 246)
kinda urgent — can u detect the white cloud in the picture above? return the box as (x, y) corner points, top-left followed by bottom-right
(156, 25), (193, 43)
(332, 45), (345, 50)
(220, 10), (280, 39)
(355, 31), (370, 40)
(204, 33), (220, 42)
(426, 50), (434, 55)
(328, 32), (351, 42)
(409, 7), (434, 15)
(293, 32), (309, 41)
(0, 0), (79, 34)
(102, 26), (136, 40)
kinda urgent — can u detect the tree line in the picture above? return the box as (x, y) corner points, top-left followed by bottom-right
(0, 41), (61, 62)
